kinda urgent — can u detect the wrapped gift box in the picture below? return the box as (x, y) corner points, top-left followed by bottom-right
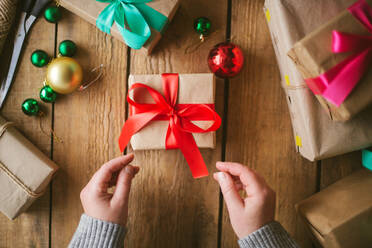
(264, 0), (372, 161)
(288, 0), (372, 121)
(0, 116), (58, 219)
(296, 169), (372, 248)
(59, 0), (180, 54)
(128, 73), (216, 150)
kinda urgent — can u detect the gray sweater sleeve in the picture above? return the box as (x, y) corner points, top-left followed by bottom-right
(238, 221), (300, 248)
(68, 214), (126, 248)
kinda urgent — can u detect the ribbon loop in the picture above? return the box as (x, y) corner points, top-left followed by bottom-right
(118, 73), (221, 178)
(305, 0), (372, 106)
(96, 0), (168, 49)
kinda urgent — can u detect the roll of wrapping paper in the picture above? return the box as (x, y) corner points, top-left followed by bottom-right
(0, 0), (18, 54)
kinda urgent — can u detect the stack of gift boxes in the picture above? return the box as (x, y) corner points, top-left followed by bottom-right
(264, 0), (372, 247)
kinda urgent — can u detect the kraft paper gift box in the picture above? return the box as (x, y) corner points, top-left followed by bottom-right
(296, 169), (372, 248)
(0, 116), (58, 220)
(288, 0), (372, 121)
(264, 0), (372, 161)
(128, 73), (216, 150)
(59, 0), (180, 55)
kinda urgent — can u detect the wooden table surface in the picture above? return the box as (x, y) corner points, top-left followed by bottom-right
(0, 0), (362, 247)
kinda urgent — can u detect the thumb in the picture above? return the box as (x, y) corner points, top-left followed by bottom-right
(111, 165), (139, 207)
(214, 172), (244, 212)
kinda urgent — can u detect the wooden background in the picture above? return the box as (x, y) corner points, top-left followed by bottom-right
(0, 0), (361, 247)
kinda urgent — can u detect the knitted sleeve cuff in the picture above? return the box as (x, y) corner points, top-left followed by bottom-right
(238, 221), (299, 248)
(68, 214), (127, 248)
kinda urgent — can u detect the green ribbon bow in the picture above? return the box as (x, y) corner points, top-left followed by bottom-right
(96, 0), (168, 49)
(362, 149), (372, 171)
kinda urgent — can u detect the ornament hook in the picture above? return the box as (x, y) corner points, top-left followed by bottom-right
(79, 64), (105, 91)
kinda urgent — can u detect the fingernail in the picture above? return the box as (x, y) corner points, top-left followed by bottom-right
(125, 166), (134, 175)
(217, 172), (226, 181)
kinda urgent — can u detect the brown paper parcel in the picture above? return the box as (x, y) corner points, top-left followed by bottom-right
(288, 0), (372, 121)
(296, 169), (372, 248)
(0, 116), (58, 220)
(59, 0), (180, 54)
(264, 0), (372, 161)
(128, 73), (216, 150)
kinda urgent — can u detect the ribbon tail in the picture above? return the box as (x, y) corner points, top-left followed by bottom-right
(96, 3), (117, 34)
(172, 126), (209, 178)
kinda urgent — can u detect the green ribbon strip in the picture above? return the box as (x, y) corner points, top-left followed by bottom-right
(96, 0), (168, 49)
(362, 149), (372, 171)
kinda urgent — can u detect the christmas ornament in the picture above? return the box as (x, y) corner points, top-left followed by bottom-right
(40, 85), (57, 103)
(44, 6), (61, 23)
(194, 17), (211, 41)
(22, 99), (40, 116)
(31, 50), (50, 67)
(46, 56), (83, 94)
(185, 17), (218, 54)
(59, 40), (77, 57)
(207, 42), (244, 78)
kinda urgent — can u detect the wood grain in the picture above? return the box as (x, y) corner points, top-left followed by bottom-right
(221, 1), (318, 247)
(320, 151), (362, 189)
(51, 9), (128, 247)
(125, 1), (226, 247)
(0, 16), (54, 247)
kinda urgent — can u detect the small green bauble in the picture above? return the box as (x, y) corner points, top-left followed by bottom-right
(22, 98), (40, 116)
(59, 40), (77, 57)
(31, 50), (49, 67)
(193, 17), (211, 35)
(44, 6), (61, 23)
(40, 85), (57, 103)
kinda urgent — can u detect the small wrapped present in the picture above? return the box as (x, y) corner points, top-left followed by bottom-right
(0, 116), (58, 219)
(118, 73), (221, 178)
(264, 0), (372, 161)
(296, 169), (372, 248)
(59, 0), (180, 54)
(288, 0), (372, 121)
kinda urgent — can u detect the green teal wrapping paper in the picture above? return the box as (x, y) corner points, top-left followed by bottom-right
(59, 0), (180, 54)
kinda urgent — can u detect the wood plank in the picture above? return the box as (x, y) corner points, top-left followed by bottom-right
(0, 16), (54, 247)
(125, 1), (227, 247)
(51, 9), (128, 247)
(221, 1), (318, 247)
(320, 151), (362, 189)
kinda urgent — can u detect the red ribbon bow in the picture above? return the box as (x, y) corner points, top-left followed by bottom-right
(118, 73), (221, 178)
(305, 0), (372, 106)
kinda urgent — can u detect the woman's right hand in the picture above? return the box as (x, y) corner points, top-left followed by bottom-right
(213, 162), (276, 239)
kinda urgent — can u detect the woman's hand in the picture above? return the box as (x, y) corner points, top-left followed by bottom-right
(214, 162), (276, 239)
(80, 154), (139, 226)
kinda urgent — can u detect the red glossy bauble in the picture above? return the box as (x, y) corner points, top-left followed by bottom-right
(207, 42), (244, 78)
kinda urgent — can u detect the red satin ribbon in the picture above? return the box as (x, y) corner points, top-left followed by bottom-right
(305, 0), (372, 106)
(118, 73), (221, 178)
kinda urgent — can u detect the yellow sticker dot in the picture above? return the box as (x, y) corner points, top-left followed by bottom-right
(265, 9), (271, 22)
(285, 75), (290, 86)
(296, 135), (302, 147)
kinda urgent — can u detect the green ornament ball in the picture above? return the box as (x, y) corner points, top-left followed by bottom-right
(40, 85), (57, 103)
(31, 50), (49, 67)
(193, 17), (211, 35)
(59, 40), (77, 57)
(44, 6), (61, 23)
(22, 98), (40, 116)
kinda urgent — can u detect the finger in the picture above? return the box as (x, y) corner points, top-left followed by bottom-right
(216, 162), (264, 193)
(213, 172), (244, 211)
(92, 154), (135, 187)
(111, 165), (139, 206)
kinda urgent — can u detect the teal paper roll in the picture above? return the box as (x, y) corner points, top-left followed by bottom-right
(362, 149), (372, 171)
